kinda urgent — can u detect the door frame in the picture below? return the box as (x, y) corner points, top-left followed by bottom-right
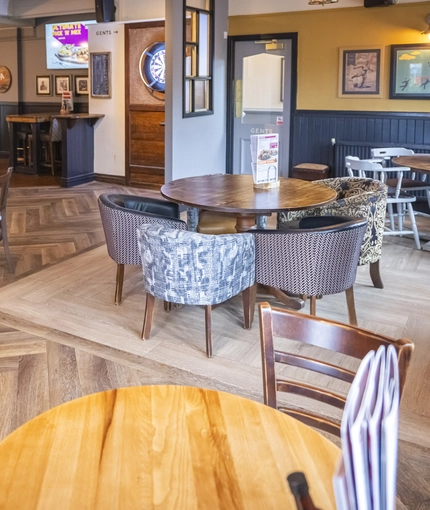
(226, 33), (298, 175)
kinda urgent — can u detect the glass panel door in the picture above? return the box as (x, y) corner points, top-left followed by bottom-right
(231, 39), (292, 177)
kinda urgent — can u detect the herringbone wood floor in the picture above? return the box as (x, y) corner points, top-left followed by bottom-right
(0, 161), (429, 509)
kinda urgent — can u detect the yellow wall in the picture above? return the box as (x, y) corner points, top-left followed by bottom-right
(229, 3), (430, 112)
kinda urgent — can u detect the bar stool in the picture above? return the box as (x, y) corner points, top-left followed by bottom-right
(28, 118), (62, 175)
(16, 128), (31, 167)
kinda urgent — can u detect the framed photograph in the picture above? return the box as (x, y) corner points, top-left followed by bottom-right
(90, 52), (111, 98)
(36, 75), (51, 96)
(75, 75), (89, 95)
(55, 75), (71, 95)
(0, 66), (12, 93)
(338, 47), (383, 98)
(390, 44), (430, 99)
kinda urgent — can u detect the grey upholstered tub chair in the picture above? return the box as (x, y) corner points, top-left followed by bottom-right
(278, 177), (388, 288)
(252, 216), (367, 325)
(137, 224), (255, 357)
(98, 194), (186, 305)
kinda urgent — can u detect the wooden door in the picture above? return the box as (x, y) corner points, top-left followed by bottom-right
(125, 21), (165, 189)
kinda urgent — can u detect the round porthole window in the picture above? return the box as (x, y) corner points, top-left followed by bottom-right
(139, 42), (165, 100)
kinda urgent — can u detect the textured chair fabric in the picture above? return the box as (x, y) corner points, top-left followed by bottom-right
(252, 216), (367, 324)
(277, 177), (388, 288)
(137, 224), (255, 356)
(98, 193), (186, 304)
(0, 168), (14, 273)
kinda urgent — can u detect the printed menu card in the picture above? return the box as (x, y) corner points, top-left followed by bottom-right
(333, 345), (400, 510)
(250, 134), (279, 185)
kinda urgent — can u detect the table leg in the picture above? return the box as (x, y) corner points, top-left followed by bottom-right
(264, 287), (306, 310)
(235, 214), (257, 233)
(187, 207), (199, 232)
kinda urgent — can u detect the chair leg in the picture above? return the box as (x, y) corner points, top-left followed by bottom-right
(49, 141), (55, 175)
(345, 286), (358, 326)
(242, 284), (256, 330)
(309, 296), (317, 316)
(369, 260), (383, 289)
(1, 217), (14, 273)
(398, 203), (404, 233)
(164, 301), (172, 312)
(407, 202), (421, 250)
(114, 264), (124, 305)
(205, 305), (213, 358)
(142, 293), (156, 340)
(387, 203), (395, 231)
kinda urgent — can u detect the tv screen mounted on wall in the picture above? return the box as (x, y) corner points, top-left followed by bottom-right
(45, 20), (96, 70)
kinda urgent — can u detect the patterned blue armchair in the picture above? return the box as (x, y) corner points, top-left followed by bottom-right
(137, 224), (255, 357)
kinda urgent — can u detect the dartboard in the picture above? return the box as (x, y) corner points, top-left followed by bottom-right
(139, 42), (166, 94)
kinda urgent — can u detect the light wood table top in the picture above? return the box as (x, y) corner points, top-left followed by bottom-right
(0, 385), (340, 509)
(392, 155), (430, 174)
(161, 174), (336, 232)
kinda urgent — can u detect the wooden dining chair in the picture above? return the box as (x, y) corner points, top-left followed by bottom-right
(0, 168), (14, 273)
(258, 302), (414, 437)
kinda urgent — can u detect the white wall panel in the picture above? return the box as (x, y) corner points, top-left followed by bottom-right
(89, 23), (125, 177)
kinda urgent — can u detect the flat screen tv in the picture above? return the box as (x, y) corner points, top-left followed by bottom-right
(45, 20), (96, 70)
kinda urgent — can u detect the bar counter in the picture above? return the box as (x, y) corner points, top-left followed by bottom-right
(7, 112), (104, 187)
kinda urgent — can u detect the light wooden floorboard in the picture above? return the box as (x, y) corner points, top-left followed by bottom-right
(0, 179), (428, 508)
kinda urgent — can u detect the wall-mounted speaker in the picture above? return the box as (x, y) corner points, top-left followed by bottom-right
(95, 0), (116, 22)
(364, 0), (397, 7)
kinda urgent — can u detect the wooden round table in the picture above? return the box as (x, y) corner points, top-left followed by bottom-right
(161, 174), (337, 232)
(392, 154), (430, 174)
(0, 385), (340, 509)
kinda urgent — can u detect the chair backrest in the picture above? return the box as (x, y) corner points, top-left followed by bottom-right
(371, 147), (414, 159)
(312, 177), (387, 267)
(137, 224), (255, 305)
(253, 216), (367, 296)
(0, 168), (13, 215)
(345, 155), (402, 198)
(98, 193), (186, 266)
(50, 118), (62, 142)
(278, 177), (387, 267)
(259, 302), (414, 436)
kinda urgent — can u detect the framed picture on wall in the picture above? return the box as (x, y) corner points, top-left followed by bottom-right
(36, 75), (52, 96)
(390, 44), (430, 99)
(90, 52), (111, 98)
(338, 46), (383, 98)
(55, 75), (71, 95)
(75, 75), (89, 95)
(0, 66), (12, 93)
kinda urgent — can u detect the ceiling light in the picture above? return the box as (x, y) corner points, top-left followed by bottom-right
(422, 14), (430, 40)
(308, 0), (338, 6)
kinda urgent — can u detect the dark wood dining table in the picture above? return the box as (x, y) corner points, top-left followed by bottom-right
(161, 174), (337, 232)
(392, 154), (430, 174)
(0, 385), (340, 509)
(161, 174), (337, 309)
(393, 154), (430, 251)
